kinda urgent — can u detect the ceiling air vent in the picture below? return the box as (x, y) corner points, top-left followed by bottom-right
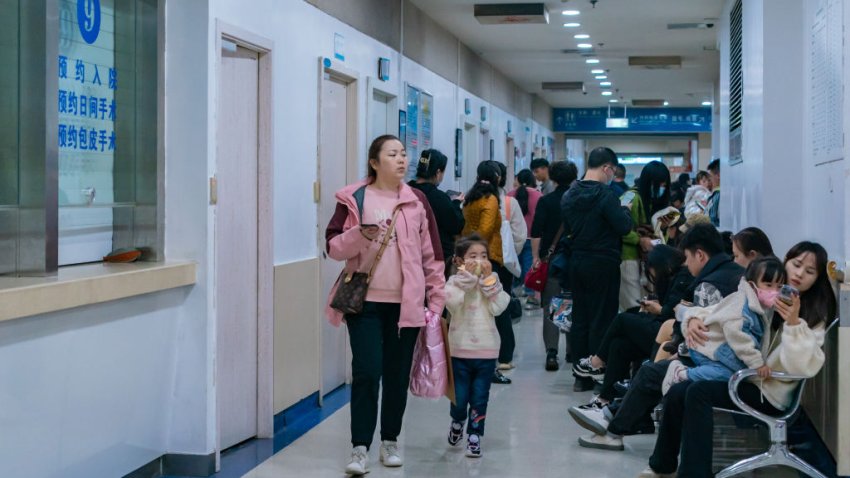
(542, 82), (584, 91)
(473, 3), (549, 25)
(561, 48), (595, 55)
(631, 99), (666, 107)
(629, 56), (682, 69)
(667, 23), (714, 30)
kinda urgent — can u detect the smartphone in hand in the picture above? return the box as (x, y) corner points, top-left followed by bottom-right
(778, 284), (799, 305)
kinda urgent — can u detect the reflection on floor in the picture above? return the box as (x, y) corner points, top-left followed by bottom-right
(244, 307), (657, 477)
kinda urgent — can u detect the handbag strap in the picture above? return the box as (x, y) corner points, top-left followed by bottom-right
(546, 224), (565, 260)
(365, 206), (402, 283)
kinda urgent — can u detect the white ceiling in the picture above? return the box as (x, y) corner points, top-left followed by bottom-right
(408, 0), (723, 108)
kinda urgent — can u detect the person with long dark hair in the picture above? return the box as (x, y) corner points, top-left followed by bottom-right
(643, 241), (835, 477)
(462, 161), (515, 384)
(409, 149), (465, 276)
(618, 160), (672, 312)
(324, 135), (446, 475)
(508, 169), (542, 301)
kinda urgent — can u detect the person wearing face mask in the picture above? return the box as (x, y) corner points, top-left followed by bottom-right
(660, 256), (786, 394)
(641, 241), (836, 478)
(560, 147), (633, 391)
(618, 161), (672, 312)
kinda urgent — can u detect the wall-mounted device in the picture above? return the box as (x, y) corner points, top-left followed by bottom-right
(378, 57), (390, 81)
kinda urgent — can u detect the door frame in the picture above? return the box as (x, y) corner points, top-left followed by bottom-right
(316, 57), (359, 403)
(366, 76), (399, 140)
(213, 20), (275, 456)
(462, 116), (479, 192)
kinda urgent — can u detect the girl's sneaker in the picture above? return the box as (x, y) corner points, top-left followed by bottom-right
(465, 434), (482, 458)
(448, 421), (464, 446)
(661, 360), (688, 396)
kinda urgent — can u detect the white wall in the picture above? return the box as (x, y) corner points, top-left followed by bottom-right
(720, 0), (846, 259)
(0, 2), (217, 476)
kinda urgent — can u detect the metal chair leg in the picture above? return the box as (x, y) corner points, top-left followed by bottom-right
(715, 449), (775, 478)
(780, 447), (828, 478)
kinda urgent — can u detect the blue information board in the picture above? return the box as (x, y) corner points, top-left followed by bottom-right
(553, 107), (711, 133)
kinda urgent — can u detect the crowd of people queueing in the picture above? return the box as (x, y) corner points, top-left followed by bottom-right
(324, 134), (837, 477)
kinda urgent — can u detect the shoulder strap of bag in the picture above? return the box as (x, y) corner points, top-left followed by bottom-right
(366, 206), (402, 283)
(547, 223), (565, 259)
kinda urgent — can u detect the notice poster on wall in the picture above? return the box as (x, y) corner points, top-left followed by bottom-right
(404, 84), (434, 181)
(809, 0), (844, 164)
(58, 0), (117, 264)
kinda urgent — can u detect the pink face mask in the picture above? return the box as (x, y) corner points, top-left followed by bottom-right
(756, 288), (779, 309)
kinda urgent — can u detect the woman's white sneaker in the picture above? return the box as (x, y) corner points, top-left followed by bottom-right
(345, 446), (369, 475)
(379, 440), (403, 467)
(578, 433), (624, 451)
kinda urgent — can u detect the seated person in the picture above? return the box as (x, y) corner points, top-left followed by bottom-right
(661, 256), (785, 394)
(571, 245), (693, 409)
(569, 224), (743, 452)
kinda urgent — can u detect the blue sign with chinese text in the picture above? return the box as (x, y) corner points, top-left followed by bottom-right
(553, 107), (711, 133)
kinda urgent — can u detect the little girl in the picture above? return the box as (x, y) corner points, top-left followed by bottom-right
(662, 256), (786, 394)
(444, 234), (510, 457)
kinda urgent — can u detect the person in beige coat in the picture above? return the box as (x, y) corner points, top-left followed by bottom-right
(642, 241), (836, 478)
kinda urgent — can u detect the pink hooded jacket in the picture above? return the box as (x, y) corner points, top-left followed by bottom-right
(324, 180), (446, 328)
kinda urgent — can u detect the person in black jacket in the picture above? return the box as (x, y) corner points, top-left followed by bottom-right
(569, 224), (745, 453)
(409, 149), (465, 278)
(530, 160), (579, 371)
(561, 147), (633, 391)
(572, 245), (693, 408)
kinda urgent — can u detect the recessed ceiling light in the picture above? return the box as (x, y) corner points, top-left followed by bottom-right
(663, 101), (670, 106)
(609, 99), (619, 103)
(563, 22), (581, 28)
(591, 69), (604, 74)
(601, 91), (613, 96)
(701, 100), (712, 106)
(600, 81), (612, 86)
(574, 34), (590, 39)
(595, 75), (607, 79)
(562, 10), (580, 16)
(577, 43), (593, 49)
(585, 58), (600, 64)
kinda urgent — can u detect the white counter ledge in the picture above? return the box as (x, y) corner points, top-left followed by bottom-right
(0, 261), (197, 322)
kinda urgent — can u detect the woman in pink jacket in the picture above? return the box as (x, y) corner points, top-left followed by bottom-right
(325, 135), (446, 476)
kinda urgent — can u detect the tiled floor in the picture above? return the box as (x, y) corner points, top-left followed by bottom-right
(243, 307), (658, 477)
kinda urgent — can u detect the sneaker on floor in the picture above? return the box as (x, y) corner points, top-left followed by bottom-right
(578, 433), (624, 451)
(661, 360), (688, 396)
(568, 403), (611, 435)
(345, 446), (369, 475)
(578, 396), (608, 411)
(447, 421), (464, 446)
(379, 440), (402, 467)
(465, 434), (482, 458)
(637, 467), (677, 478)
(497, 362), (515, 371)
(492, 370), (512, 384)
(572, 356), (606, 381)
(545, 352), (560, 371)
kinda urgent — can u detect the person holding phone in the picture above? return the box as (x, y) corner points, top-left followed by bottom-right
(644, 241), (835, 478)
(325, 135), (446, 475)
(409, 149), (465, 278)
(618, 161), (672, 312)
